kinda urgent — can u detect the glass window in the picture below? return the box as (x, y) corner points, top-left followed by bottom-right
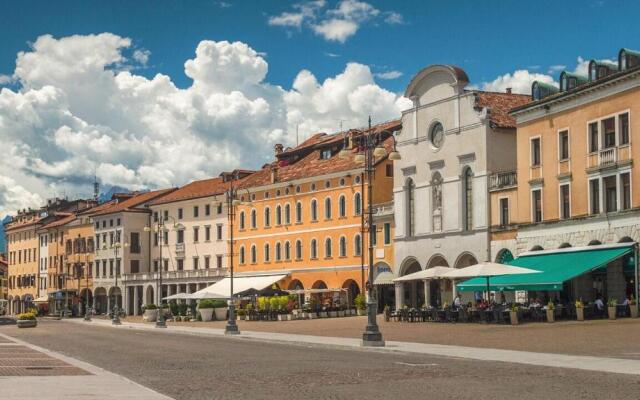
(276, 205), (282, 225)
(325, 238), (332, 258)
(532, 189), (542, 223)
(560, 184), (570, 219)
(239, 211), (245, 229)
(463, 168), (473, 230)
(284, 204), (291, 224)
(339, 196), (346, 217)
(251, 246), (256, 264)
(217, 255), (223, 268)
(531, 138), (541, 166)
(295, 240), (302, 259)
(251, 209), (257, 228)
(432, 173), (443, 232)
(193, 227), (199, 243)
(295, 202), (302, 223)
(193, 257), (199, 270)
(178, 208), (183, 219)
(216, 224), (222, 240)
(590, 179), (600, 214)
(589, 122), (599, 153)
(354, 234), (362, 256)
(406, 179), (415, 236)
(603, 117), (616, 148)
(371, 224), (377, 246)
(339, 237), (347, 257)
(310, 239), (317, 259)
(324, 198), (332, 219)
(264, 244), (270, 262)
(354, 193), (362, 215)
(604, 175), (617, 212)
(284, 242), (291, 260)
(205, 204), (210, 216)
(205, 226), (211, 241)
(499, 198), (509, 227)
(193, 206), (199, 218)
(383, 223), (391, 245)
(311, 200), (318, 221)
(619, 113), (630, 145)
(559, 131), (569, 160)
(622, 173), (631, 210)
(264, 207), (271, 227)
(275, 243), (282, 261)
(177, 229), (184, 244)
(239, 247), (245, 264)
(177, 259), (184, 271)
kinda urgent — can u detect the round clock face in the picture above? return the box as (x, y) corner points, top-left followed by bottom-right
(430, 123), (444, 148)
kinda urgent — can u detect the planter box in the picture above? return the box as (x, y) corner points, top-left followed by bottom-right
(199, 308), (214, 322)
(277, 314), (288, 321)
(337, 310), (345, 317)
(308, 312), (317, 319)
(238, 315), (246, 321)
(608, 307), (617, 320)
(318, 311), (328, 318)
(328, 311), (338, 318)
(546, 310), (555, 323)
(214, 307), (228, 321)
(143, 309), (158, 322)
(631, 306), (638, 318)
(509, 311), (518, 325)
(357, 308), (367, 316)
(301, 312), (310, 319)
(17, 319), (37, 328)
(576, 308), (584, 321)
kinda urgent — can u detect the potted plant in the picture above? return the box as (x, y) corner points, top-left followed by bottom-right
(143, 304), (158, 322)
(607, 298), (618, 320)
(197, 299), (216, 322)
(17, 312), (37, 328)
(575, 299), (584, 321)
(629, 296), (638, 318)
(546, 302), (555, 323)
(355, 294), (367, 316)
(209, 299), (228, 321)
(237, 308), (246, 320)
(509, 303), (519, 325)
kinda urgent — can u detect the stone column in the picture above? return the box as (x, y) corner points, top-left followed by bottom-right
(424, 280), (431, 307)
(394, 282), (404, 310)
(134, 286), (141, 315)
(410, 281), (417, 308)
(452, 279), (458, 303)
(186, 283), (193, 305)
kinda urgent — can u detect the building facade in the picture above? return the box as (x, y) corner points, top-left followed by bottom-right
(393, 65), (530, 308)
(232, 121), (400, 306)
(6, 211), (42, 314)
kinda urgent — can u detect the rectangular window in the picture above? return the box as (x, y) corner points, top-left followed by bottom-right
(385, 164), (393, 177)
(560, 184), (570, 220)
(177, 230), (184, 244)
(371, 224), (377, 246)
(178, 208), (183, 219)
(216, 224), (223, 240)
(559, 130), (569, 160)
(603, 117), (616, 148)
(163, 259), (168, 271)
(205, 204), (211, 216)
(204, 256), (210, 269)
(177, 259), (184, 271)
(130, 232), (140, 253)
(153, 212), (158, 222)
(193, 206), (199, 218)
(193, 227), (199, 243)
(193, 257), (199, 270)
(590, 179), (600, 214)
(589, 122), (599, 153)
(621, 172), (631, 210)
(531, 138), (541, 166)
(163, 230), (168, 245)
(604, 175), (617, 212)
(500, 198), (509, 227)
(205, 226), (211, 241)
(216, 255), (223, 269)
(619, 113), (630, 145)
(163, 210), (169, 220)
(130, 260), (140, 274)
(320, 149), (332, 159)
(383, 223), (391, 245)
(217, 204), (223, 214)
(532, 189), (542, 223)
(153, 260), (158, 272)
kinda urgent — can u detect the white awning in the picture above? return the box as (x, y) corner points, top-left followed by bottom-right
(373, 271), (395, 285)
(33, 296), (49, 304)
(163, 293), (191, 300)
(393, 266), (456, 282)
(189, 274), (288, 299)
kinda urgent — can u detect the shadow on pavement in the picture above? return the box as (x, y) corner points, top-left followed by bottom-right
(0, 316), (17, 326)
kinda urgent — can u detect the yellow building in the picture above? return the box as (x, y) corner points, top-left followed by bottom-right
(488, 48), (640, 303)
(232, 120), (401, 307)
(6, 211), (41, 314)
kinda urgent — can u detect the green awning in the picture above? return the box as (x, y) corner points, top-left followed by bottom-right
(457, 245), (634, 292)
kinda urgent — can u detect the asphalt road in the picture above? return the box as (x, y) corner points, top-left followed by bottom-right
(2, 319), (639, 400)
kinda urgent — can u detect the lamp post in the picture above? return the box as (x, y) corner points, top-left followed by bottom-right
(84, 252), (92, 321)
(225, 171), (247, 335)
(111, 241), (128, 325)
(341, 116), (401, 347)
(145, 216), (177, 328)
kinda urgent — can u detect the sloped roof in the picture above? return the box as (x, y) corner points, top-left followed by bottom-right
(89, 188), (176, 217)
(40, 213), (76, 230)
(149, 176), (230, 206)
(474, 91), (531, 129)
(238, 120), (401, 189)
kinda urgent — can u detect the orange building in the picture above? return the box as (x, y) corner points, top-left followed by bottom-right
(232, 120), (401, 306)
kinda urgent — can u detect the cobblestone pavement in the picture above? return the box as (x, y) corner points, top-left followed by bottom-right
(2, 319), (639, 400)
(121, 314), (640, 360)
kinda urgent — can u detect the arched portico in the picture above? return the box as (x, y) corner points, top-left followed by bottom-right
(145, 285), (155, 306)
(396, 257), (424, 309)
(287, 279), (304, 291)
(341, 279), (360, 307)
(79, 289), (93, 315)
(94, 287), (107, 314)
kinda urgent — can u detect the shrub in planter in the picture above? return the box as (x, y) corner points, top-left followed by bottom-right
(143, 304), (159, 322)
(198, 299), (217, 322)
(575, 300), (584, 321)
(204, 299), (228, 321)
(546, 302), (555, 323)
(237, 309), (246, 320)
(17, 312), (37, 328)
(607, 298), (618, 320)
(509, 304), (519, 325)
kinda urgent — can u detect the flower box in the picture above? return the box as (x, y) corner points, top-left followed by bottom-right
(328, 311), (338, 318)
(546, 309), (555, 323)
(17, 319), (37, 328)
(509, 311), (518, 325)
(357, 308), (367, 316)
(608, 306), (617, 320)
(576, 308), (584, 321)
(199, 308), (214, 322)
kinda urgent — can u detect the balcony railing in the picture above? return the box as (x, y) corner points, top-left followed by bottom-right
(489, 170), (517, 191)
(599, 147), (616, 166)
(373, 201), (394, 218)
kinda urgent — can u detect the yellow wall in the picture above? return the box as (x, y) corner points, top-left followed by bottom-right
(6, 223), (39, 300)
(233, 160), (394, 292)
(66, 221), (95, 293)
(515, 88), (640, 224)
(489, 187), (518, 228)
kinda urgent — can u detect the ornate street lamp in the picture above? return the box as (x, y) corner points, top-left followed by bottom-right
(352, 116), (400, 347)
(111, 241), (128, 325)
(84, 252), (92, 321)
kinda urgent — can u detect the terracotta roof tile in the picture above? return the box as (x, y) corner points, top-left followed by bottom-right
(89, 188), (176, 217)
(40, 213), (76, 230)
(474, 91), (531, 129)
(239, 120), (401, 189)
(150, 177), (230, 206)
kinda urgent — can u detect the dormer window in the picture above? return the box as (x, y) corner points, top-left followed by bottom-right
(320, 149), (332, 160)
(588, 60), (616, 81)
(619, 48), (640, 71)
(559, 71), (587, 92)
(531, 81), (558, 101)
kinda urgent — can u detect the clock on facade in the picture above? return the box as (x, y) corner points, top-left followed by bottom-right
(430, 122), (444, 149)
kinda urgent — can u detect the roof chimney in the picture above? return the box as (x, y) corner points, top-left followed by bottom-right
(270, 165), (278, 184)
(274, 143), (284, 156)
(505, 87), (512, 94)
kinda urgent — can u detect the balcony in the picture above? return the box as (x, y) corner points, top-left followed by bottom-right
(587, 146), (632, 171)
(489, 170), (517, 191)
(175, 243), (185, 254)
(373, 201), (394, 218)
(123, 268), (227, 283)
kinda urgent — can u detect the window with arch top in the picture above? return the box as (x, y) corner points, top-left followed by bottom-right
(264, 207), (271, 227)
(295, 201), (302, 223)
(284, 203), (291, 225)
(405, 178), (415, 237)
(239, 211), (246, 230)
(239, 246), (246, 264)
(324, 237), (332, 258)
(275, 205), (282, 225)
(339, 195), (346, 217)
(354, 192), (362, 215)
(295, 240), (302, 259)
(250, 245), (257, 264)
(310, 239), (318, 259)
(264, 243), (270, 262)
(431, 172), (443, 232)
(339, 236), (347, 257)
(311, 199), (318, 221)
(429, 122), (444, 148)
(250, 209), (257, 229)
(324, 197), (332, 219)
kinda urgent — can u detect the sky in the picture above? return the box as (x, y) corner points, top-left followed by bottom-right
(0, 0), (638, 216)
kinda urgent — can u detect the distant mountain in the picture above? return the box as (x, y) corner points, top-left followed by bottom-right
(98, 186), (131, 203)
(0, 215), (11, 254)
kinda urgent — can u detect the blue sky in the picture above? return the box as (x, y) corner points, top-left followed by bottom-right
(1, 0), (636, 94)
(0, 0), (638, 215)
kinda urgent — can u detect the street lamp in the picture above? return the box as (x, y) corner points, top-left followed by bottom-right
(353, 116), (401, 347)
(111, 241), (128, 325)
(84, 252), (92, 321)
(144, 215), (179, 328)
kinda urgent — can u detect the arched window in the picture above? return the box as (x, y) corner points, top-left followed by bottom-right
(284, 204), (291, 225)
(275, 242), (282, 261)
(462, 167), (473, 230)
(264, 207), (271, 227)
(354, 234), (362, 256)
(354, 192), (362, 215)
(339, 195), (346, 217)
(239, 246), (246, 264)
(405, 178), (415, 236)
(325, 237), (332, 258)
(431, 172), (443, 232)
(324, 197), (332, 219)
(250, 209), (257, 229)
(239, 211), (246, 230)
(276, 205), (282, 225)
(310, 239), (318, 259)
(339, 236), (347, 257)
(295, 202), (302, 223)
(284, 241), (291, 260)
(264, 243), (270, 262)
(250, 245), (257, 263)
(311, 199), (318, 221)
(295, 240), (302, 259)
